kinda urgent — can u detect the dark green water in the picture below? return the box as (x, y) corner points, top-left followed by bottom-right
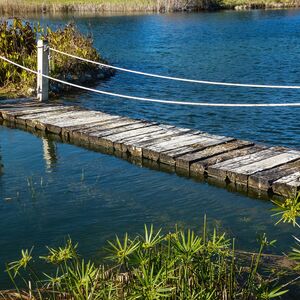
(0, 9), (300, 286)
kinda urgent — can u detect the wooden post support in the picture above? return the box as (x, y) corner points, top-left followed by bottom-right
(37, 39), (49, 102)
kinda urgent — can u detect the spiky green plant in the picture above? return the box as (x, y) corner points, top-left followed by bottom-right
(4, 218), (290, 299)
(272, 192), (300, 291)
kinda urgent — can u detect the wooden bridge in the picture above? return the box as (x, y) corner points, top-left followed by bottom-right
(0, 100), (299, 199)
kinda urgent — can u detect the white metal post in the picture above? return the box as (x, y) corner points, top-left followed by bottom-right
(37, 39), (49, 102)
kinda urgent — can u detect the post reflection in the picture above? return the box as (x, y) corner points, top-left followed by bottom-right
(42, 137), (57, 172)
(0, 146), (3, 177)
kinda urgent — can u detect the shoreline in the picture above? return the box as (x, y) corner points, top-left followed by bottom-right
(0, 0), (299, 14)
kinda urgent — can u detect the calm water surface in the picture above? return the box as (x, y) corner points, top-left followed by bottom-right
(0, 9), (300, 285)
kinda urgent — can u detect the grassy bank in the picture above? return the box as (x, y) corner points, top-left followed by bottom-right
(0, 0), (299, 14)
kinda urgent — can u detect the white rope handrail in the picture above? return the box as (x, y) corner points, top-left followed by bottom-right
(1, 55), (300, 107)
(50, 47), (300, 90)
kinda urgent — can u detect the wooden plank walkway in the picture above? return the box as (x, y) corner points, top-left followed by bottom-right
(0, 101), (299, 198)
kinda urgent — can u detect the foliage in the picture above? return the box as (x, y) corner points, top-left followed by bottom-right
(5, 220), (287, 299)
(272, 193), (300, 227)
(0, 18), (106, 98)
(273, 193), (300, 273)
(0, 18), (37, 96)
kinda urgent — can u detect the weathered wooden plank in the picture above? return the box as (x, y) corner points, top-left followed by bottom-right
(107, 125), (165, 150)
(107, 127), (164, 149)
(0, 104), (56, 113)
(0, 102), (56, 112)
(42, 112), (119, 134)
(143, 133), (215, 161)
(121, 127), (192, 156)
(207, 147), (284, 181)
(273, 172), (300, 197)
(88, 121), (154, 140)
(113, 124), (187, 152)
(160, 136), (235, 166)
(118, 124), (175, 146)
(18, 108), (79, 127)
(113, 125), (175, 152)
(23, 110), (112, 133)
(121, 127), (193, 158)
(248, 160), (300, 191)
(61, 116), (123, 139)
(42, 110), (112, 125)
(191, 145), (265, 176)
(229, 150), (300, 185)
(69, 117), (136, 141)
(89, 123), (159, 148)
(1, 106), (67, 122)
(175, 140), (254, 171)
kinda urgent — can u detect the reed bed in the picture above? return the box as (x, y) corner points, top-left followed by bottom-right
(0, 0), (300, 13)
(0, 0), (217, 14)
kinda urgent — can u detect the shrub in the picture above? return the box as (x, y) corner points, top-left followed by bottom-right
(0, 18), (110, 98)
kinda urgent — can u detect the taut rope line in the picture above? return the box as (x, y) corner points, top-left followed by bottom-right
(50, 47), (300, 90)
(1, 55), (300, 107)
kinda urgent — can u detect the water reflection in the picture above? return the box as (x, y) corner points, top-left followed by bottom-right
(0, 147), (3, 176)
(42, 137), (57, 172)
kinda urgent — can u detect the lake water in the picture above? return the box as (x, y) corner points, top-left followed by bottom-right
(0, 9), (300, 286)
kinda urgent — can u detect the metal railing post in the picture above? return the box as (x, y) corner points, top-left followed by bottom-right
(37, 39), (49, 102)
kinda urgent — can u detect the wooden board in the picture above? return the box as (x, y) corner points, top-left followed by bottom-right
(143, 133), (216, 161)
(89, 123), (161, 148)
(248, 160), (300, 191)
(62, 116), (124, 139)
(0, 106), (67, 123)
(229, 150), (300, 185)
(70, 117), (138, 141)
(123, 128), (193, 158)
(121, 127), (191, 157)
(272, 171), (300, 197)
(176, 140), (254, 171)
(23, 110), (116, 133)
(159, 136), (234, 166)
(191, 145), (266, 176)
(207, 147), (282, 181)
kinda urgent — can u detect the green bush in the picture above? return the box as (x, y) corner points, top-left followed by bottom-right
(0, 18), (108, 98)
(0, 19), (37, 95)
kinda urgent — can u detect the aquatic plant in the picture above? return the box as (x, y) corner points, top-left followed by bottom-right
(273, 193), (300, 273)
(4, 219), (288, 299)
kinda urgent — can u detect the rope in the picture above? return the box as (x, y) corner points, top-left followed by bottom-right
(50, 47), (300, 90)
(1, 55), (300, 107)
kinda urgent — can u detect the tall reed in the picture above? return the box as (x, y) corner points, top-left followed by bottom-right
(0, 0), (218, 14)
